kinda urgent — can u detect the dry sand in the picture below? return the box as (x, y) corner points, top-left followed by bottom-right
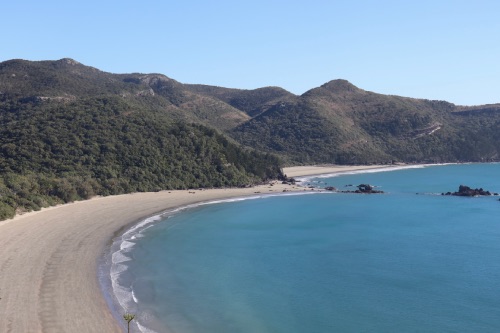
(0, 165), (392, 332)
(283, 164), (392, 178)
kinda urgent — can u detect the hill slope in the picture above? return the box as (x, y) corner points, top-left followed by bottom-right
(0, 59), (283, 219)
(186, 84), (297, 118)
(0, 58), (252, 130)
(2, 58), (500, 218)
(230, 80), (500, 164)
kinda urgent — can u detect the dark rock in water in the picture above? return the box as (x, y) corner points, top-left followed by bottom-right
(445, 185), (492, 197)
(355, 184), (384, 194)
(324, 186), (337, 191)
(357, 184), (373, 192)
(340, 183), (384, 194)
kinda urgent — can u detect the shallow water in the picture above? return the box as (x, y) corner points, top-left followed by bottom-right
(108, 163), (500, 332)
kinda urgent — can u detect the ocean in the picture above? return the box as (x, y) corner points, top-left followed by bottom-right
(103, 163), (500, 333)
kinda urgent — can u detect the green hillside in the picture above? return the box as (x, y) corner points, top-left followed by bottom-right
(0, 59), (283, 219)
(230, 80), (500, 164)
(1, 58), (500, 219)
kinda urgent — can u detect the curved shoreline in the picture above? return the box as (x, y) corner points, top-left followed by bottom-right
(0, 165), (399, 332)
(105, 190), (323, 332)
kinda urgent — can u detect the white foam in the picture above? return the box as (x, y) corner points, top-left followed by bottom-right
(122, 215), (163, 239)
(198, 195), (263, 205)
(112, 251), (132, 264)
(137, 321), (160, 333)
(120, 240), (136, 250)
(110, 262), (129, 276)
(131, 234), (145, 240)
(111, 277), (136, 312)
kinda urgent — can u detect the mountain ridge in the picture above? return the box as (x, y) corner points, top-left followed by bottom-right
(1, 58), (499, 165)
(2, 58), (500, 218)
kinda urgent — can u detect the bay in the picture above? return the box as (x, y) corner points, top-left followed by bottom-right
(112, 163), (500, 333)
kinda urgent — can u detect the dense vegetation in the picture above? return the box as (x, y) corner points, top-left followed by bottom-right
(0, 94), (282, 219)
(230, 80), (500, 164)
(1, 58), (500, 219)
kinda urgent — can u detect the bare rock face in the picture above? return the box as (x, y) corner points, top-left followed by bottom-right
(136, 88), (155, 97)
(139, 74), (171, 86)
(59, 58), (81, 66)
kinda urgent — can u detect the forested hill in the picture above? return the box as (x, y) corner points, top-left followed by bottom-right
(229, 80), (500, 164)
(1, 58), (500, 218)
(0, 59), (283, 219)
(187, 78), (500, 164)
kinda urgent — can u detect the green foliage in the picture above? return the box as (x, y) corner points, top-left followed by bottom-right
(0, 59), (249, 131)
(231, 101), (391, 164)
(123, 313), (135, 333)
(231, 81), (500, 164)
(0, 93), (283, 220)
(0, 200), (15, 219)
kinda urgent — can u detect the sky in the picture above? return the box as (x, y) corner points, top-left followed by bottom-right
(2, 0), (499, 105)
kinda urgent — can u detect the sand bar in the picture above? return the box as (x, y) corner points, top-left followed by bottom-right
(0, 165), (393, 332)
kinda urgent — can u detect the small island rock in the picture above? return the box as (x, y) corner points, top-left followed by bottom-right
(443, 185), (492, 197)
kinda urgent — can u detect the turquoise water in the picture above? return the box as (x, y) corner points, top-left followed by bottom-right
(108, 164), (500, 333)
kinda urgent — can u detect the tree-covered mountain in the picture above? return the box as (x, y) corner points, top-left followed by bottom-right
(1, 58), (499, 218)
(0, 59), (283, 219)
(230, 80), (500, 164)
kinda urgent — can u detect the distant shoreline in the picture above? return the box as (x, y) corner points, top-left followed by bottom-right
(0, 164), (400, 332)
(283, 164), (394, 177)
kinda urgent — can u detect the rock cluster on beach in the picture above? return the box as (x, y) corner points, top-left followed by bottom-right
(281, 177), (297, 185)
(442, 185), (498, 197)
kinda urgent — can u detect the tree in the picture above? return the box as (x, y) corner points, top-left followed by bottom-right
(123, 313), (135, 333)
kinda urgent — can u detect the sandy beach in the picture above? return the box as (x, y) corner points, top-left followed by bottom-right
(283, 164), (392, 178)
(0, 165), (392, 332)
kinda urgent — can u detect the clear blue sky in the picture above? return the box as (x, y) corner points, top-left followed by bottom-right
(2, 0), (499, 105)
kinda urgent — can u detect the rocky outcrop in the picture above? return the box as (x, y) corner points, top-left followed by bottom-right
(353, 184), (384, 194)
(333, 184), (384, 194)
(135, 88), (155, 97)
(442, 185), (495, 197)
(281, 177), (297, 185)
